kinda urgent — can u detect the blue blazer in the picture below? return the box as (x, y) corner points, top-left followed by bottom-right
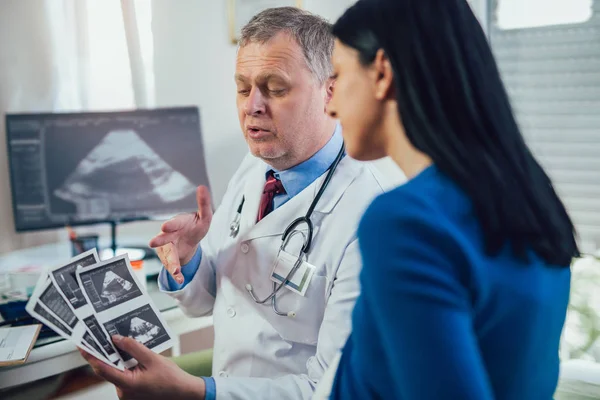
(330, 165), (571, 399)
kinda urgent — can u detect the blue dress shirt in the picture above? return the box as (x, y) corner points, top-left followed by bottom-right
(163, 124), (343, 400)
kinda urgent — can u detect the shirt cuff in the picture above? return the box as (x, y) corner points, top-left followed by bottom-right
(163, 245), (203, 291)
(203, 377), (216, 400)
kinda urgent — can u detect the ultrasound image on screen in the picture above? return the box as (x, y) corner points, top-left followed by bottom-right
(103, 304), (170, 362)
(5, 108), (210, 231)
(49, 128), (197, 218)
(44, 114), (204, 220)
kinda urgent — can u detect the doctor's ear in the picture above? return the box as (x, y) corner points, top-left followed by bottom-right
(324, 77), (335, 105)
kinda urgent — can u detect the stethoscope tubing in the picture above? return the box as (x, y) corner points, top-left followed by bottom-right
(235, 143), (346, 317)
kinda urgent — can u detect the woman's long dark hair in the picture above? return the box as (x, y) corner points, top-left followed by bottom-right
(332, 0), (579, 266)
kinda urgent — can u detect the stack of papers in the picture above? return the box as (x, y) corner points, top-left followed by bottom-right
(25, 249), (173, 370)
(0, 325), (42, 366)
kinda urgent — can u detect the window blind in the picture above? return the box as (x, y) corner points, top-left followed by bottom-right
(488, 1), (600, 252)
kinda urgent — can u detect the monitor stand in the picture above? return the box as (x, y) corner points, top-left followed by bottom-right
(99, 221), (156, 261)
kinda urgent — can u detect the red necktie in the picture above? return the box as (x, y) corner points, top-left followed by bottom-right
(257, 171), (286, 222)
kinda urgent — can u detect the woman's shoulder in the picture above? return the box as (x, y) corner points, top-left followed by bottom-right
(358, 165), (474, 266)
(362, 186), (436, 228)
(361, 164), (463, 229)
(357, 167), (474, 293)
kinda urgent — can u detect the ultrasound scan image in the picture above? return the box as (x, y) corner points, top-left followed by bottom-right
(53, 129), (197, 217)
(79, 259), (143, 313)
(100, 270), (134, 304)
(104, 304), (170, 362)
(8, 108), (209, 230)
(129, 317), (162, 344)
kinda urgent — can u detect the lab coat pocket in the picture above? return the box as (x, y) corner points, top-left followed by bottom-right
(269, 274), (328, 346)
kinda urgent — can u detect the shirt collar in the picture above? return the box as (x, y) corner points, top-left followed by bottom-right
(269, 123), (344, 198)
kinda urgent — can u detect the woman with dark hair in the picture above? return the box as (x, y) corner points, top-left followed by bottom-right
(324, 0), (579, 398)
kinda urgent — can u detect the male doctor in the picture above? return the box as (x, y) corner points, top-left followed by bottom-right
(80, 7), (389, 400)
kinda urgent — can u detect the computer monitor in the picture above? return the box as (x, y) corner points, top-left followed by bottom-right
(5, 106), (210, 235)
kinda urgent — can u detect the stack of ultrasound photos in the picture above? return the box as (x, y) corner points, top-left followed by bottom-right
(25, 249), (174, 370)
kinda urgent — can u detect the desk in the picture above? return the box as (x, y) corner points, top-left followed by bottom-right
(0, 241), (214, 391)
(0, 237), (164, 277)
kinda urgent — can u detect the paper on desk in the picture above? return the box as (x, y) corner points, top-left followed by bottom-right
(0, 324), (41, 366)
(76, 254), (174, 369)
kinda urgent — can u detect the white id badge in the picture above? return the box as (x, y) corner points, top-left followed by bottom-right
(270, 250), (316, 297)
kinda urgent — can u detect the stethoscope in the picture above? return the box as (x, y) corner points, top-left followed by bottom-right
(230, 143), (345, 318)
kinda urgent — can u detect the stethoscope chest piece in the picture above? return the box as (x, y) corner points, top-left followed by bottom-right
(229, 214), (241, 238)
(229, 195), (245, 238)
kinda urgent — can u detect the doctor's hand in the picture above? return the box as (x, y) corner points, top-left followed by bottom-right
(80, 335), (206, 400)
(149, 186), (213, 284)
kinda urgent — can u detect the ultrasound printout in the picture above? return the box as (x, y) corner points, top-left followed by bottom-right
(25, 275), (112, 364)
(77, 254), (173, 368)
(48, 249), (124, 368)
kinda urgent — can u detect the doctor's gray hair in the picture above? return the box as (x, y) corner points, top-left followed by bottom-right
(239, 7), (334, 85)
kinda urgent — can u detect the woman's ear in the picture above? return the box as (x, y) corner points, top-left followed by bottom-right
(373, 49), (394, 101)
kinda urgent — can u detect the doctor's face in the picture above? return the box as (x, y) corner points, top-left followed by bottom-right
(235, 32), (331, 169)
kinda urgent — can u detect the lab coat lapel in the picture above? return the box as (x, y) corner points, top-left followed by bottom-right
(241, 157), (363, 242)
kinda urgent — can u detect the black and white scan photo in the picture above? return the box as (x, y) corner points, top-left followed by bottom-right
(84, 315), (117, 358)
(33, 302), (72, 335)
(103, 305), (170, 362)
(50, 253), (98, 309)
(39, 283), (78, 330)
(83, 331), (105, 357)
(79, 258), (143, 313)
(43, 109), (208, 222)
(26, 274), (119, 367)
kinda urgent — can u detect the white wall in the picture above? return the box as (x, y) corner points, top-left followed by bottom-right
(151, 0), (403, 206)
(0, 1), (68, 254)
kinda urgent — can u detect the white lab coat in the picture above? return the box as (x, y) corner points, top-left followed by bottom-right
(159, 153), (390, 399)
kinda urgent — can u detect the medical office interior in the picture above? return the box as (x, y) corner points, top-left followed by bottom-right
(0, 0), (599, 398)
